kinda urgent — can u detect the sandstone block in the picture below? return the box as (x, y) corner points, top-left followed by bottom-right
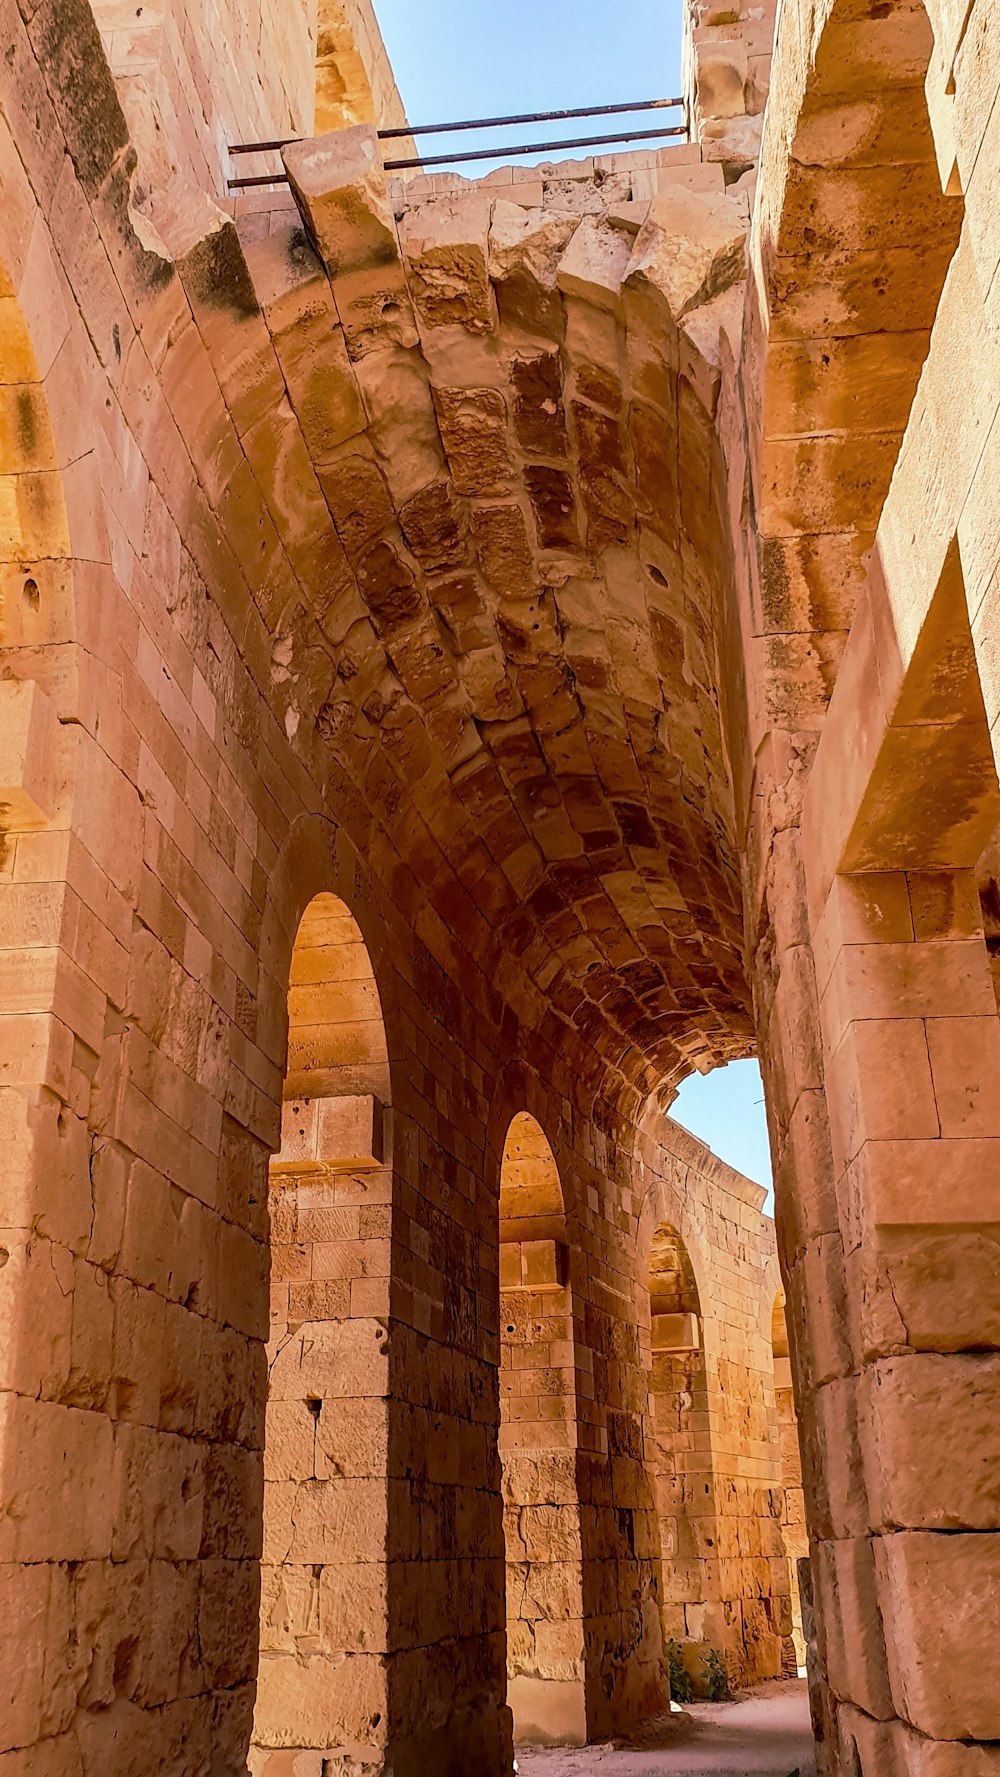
(284, 126), (396, 279)
(695, 41), (750, 119)
(0, 678), (58, 828)
(501, 1238), (568, 1293)
(399, 195), (494, 332)
(626, 186), (747, 323)
(284, 127), (415, 359)
(862, 1353), (1000, 1530)
(651, 1312), (700, 1352)
(556, 217), (634, 313)
(876, 1531), (1000, 1739)
(813, 1534), (893, 1719)
(277, 1093), (384, 1169)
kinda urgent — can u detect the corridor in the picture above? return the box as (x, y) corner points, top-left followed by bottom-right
(517, 1682), (815, 1777)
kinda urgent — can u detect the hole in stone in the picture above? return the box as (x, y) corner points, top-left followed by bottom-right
(306, 1397), (322, 1419)
(0, 1248), (8, 1268)
(647, 564), (669, 588)
(112, 1635), (139, 1691)
(22, 577), (39, 609)
(506, 1324), (515, 1335)
(370, 1713), (382, 1729)
(382, 300), (400, 316)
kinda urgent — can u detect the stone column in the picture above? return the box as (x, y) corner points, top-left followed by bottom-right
(253, 1092), (392, 1775)
(500, 1237), (586, 1747)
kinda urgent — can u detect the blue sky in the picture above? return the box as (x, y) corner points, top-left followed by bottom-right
(373, 0), (684, 176)
(371, 2), (774, 1215)
(671, 1060), (773, 1207)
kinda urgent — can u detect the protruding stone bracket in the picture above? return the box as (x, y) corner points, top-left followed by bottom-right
(283, 123), (418, 358)
(275, 1092), (384, 1170)
(0, 678), (58, 828)
(651, 1310), (700, 1352)
(500, 1237), (568, 1293)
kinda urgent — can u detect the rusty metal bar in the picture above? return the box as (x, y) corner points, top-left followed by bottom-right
(228, 95), (684, 156)
(227, 121), (688, 190)
(383, 123), (688, 171)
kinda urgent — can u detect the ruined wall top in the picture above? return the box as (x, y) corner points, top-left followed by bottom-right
(683, 0), (777, 169)
(91, 0), (406, 199)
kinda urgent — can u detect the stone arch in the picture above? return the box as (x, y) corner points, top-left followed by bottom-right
(633, 1133), (790, 1692)
(247, 127), (758, 1115)
(635, 1163), (715, 1320)
(256, 814), (401, 1095)
(252, 817), (398, 1772)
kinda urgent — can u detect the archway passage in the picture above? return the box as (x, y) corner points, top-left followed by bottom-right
(770, 1294), (806, 1674)
(254, 892), (392, 1773)
(499, 1112), (586, 1747)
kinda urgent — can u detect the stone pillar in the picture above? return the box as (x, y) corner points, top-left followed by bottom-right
(500, 1237), (586, 1747)
(253, 1091), (392, 1775)
(772, 1298), (807, 1673)
(648, 1258), (721, 1684)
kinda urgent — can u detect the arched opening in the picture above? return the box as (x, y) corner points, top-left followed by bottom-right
(646, 1223), (718, 1694)
(253, 891), (392, 1772)
(770, 1292), (806, 1674)
(499, 1111), (585, 1748)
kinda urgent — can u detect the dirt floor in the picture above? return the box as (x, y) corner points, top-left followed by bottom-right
(515, 1679), (815, 1777)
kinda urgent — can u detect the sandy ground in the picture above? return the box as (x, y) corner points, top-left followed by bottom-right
(515, 1679), (815, 1777)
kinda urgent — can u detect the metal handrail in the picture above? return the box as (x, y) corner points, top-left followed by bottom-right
(226, 96), (688, 191)
(228, 96), (684, 155)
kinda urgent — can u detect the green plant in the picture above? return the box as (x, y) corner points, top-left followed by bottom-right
(704, 1646), (732, 1701)
(666, 1638), (693, 1704)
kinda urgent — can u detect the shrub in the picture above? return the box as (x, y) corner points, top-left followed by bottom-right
(704, 1647), (732, 1702)
(666, 1638), (693, 1704)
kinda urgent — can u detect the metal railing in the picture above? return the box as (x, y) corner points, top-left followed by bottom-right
(227, 96), (687, 191)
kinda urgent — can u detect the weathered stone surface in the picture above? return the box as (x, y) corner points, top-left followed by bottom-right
(6, 0), (1000, 1772)
(626, 187), (747, 321)
(399, 195), (495, 332)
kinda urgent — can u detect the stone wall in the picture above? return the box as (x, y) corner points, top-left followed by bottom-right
(92, 0), (315, 194)
(91, 0), (406, 198)
(724, 0), (1000, 1768)
(638, 1119), (792, 1690)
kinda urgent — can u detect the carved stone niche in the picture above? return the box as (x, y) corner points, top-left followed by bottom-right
(274, 1092), (384, 1170)
(651, 1310), (700, 1353)
(499, 1237), (568, 1293)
